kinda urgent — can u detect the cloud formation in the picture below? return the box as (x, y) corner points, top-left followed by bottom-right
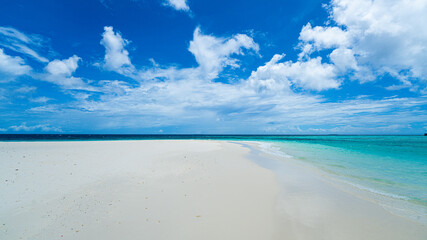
(188, 27), (259, 79)
(2, 0), (427, 133)
(49, 25), (422, 133)
(248, 54), (339, 91)
(7, 123), (62, 132)
(163, 0), (190, 11)
(0, 26), (49, 62)
(297, 0), (427, 90)
(0, 48), (31, 78)
(45, 55), (80, 76)
(106, 27), (260, 82)
(43, 55), (94, 91)
(100, 26), (135, 75)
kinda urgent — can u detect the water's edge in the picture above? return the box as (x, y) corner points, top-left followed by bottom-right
(242, 141), (427, 226)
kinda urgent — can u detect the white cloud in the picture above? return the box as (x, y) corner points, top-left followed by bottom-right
(100, 26), (135, 75)
(61, 32), (423, 132)
(15, 85), (37, 93)
(8, 123), (62, 132)
(0, 26), (32, 43)
(0, 48), (31, 77)
(28, 105), (58, 113)
(164, 0), (190, 11)
(41, 70), (425, 133)
(46, 76), (93, 91)
(329, 48), (357, 72)
(136, 27), (259, 82)
(45, 55), (80, 76)
(284, 57), (339, 91)
(188, 27), (259, 79)
(43, 55), (95, 91)
(0, 26), (49, 62)
(299, 22), (350, 52)
(297, 0), (427, 89)
(248, 54), (339, 91)
(30, 96), (51, 103)
(5, 22), (423, 134)
(247, 54), (292, 93)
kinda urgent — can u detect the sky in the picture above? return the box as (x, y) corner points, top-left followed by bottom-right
(0, 0), (426, 134)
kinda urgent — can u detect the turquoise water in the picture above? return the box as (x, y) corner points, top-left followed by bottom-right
(260, 136), (427, 209)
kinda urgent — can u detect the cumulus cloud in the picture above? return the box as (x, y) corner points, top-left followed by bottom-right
(299, 23), (350, 52)
(247, 54), (292, 93)
(46, 55), (80, 76)
(248, 54), (339, 91)
(329, 48), (357, 72)
(0, 48), (31, 77)
(297, 0), (427, 89)
(136, 27), (259, 81)
(101, 25), (335, 92)
(43, 55), (95, 91)
(188, 27), (259, 79)
(285, 57), (339, 90)
(0, 26), (49, 62)
(100, 26), (135, 75)
(163, 0), (190, 11)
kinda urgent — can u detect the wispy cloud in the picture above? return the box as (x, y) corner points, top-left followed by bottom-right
(30, 96), (52, 103)
(0, 26), (49, 62)
(6, 123), (62, 132)
(15, 85), (37, 93)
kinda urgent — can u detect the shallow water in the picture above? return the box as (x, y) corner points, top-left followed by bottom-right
(253, 136), (427, 223)
(266, 136), (427, 204)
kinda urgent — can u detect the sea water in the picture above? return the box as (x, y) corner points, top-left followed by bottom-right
(255, 136), (427, 223)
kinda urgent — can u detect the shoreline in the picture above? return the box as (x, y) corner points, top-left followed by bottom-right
(1, 140), (426, 239)
(245, 141), (427, 238)
(245, 141), (427, 226)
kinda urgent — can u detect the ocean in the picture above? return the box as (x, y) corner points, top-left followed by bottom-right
(1, 134), (426, 221)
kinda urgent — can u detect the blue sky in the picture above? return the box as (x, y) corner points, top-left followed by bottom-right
(0, 0), (426, 134)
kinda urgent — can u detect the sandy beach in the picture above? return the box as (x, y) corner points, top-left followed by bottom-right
(1, 140), (426, 240)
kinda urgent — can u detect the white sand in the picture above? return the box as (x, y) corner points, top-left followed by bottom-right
(0, 140), (281, 240)
(1, 140), (426, 240)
